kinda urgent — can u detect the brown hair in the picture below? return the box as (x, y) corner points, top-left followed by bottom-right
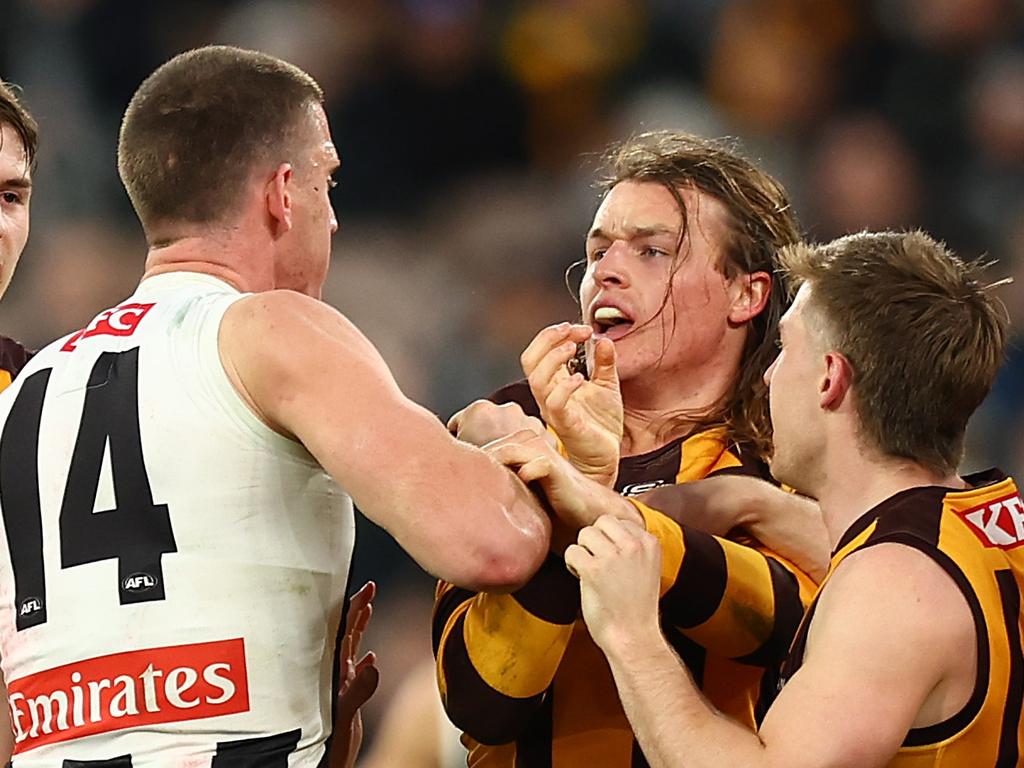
(117, 45), (324, 242)
(0, 81), (38, 170)
(780, 230), (1008, 476)
(597, 131), (802, 458)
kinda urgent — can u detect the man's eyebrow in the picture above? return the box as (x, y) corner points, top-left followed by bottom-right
(0, 176), (31, 190)
(587, 225), (677, 241)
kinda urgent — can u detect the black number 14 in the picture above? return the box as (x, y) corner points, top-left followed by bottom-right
(0, 348), (176, 631)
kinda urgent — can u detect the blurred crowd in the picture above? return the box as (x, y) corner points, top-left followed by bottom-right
(2, 0), (1022, 755)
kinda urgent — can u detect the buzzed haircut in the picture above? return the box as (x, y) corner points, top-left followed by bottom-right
(0, 81), (38, 170)
(781, 230), (1008, 476)
(599, 131), (803, 458)
(117, 45), (324, 241)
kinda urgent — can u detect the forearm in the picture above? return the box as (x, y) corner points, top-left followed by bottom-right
(740, 485), (828, 583)
(602, 629), (771, 768)
(391, 444), (553, 591)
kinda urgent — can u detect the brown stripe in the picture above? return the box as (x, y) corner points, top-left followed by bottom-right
(661, 527), (726, 629)
(736, 557), (804, 668)
(432, 583), (474, 656)
(514, 686), (553, 768)
(512, 554), (579, 625)
(995, 569), (1022, 768)
(440, 611), (546, 745)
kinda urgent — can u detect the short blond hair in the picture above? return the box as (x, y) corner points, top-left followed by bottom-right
(780, 230), (1008, 475)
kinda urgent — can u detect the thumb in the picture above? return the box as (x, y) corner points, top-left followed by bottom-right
(590, 338), (619, 388)
(337, 654), (379, 719)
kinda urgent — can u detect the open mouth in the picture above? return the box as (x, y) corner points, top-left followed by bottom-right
(592, 306), (635, 340)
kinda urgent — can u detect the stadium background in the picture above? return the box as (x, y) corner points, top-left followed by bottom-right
(2, 0), (1023, 754)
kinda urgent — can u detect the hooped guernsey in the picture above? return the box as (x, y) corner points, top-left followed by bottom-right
(433, 380), (817, 767)
(0, 272), (355, 765)
(778, 469), (1024, 767)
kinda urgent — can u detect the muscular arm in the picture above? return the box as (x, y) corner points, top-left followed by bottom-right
(220, 291), (551, 591)
(576, 531), (975, 768)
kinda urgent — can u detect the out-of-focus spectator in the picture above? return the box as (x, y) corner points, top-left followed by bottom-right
(806, 113), (923, 238)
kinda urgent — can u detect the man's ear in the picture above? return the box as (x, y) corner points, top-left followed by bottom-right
(728, 271), (772, 325)
(820, 351), (854, 410)
(266, 163), (294, 236)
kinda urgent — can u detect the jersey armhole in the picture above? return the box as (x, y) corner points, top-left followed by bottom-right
(181, 292), (315, 463)
(859, 533), (990, 748)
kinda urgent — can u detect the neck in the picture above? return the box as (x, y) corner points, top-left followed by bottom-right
(815, 451), (965, 552)
(618, 359), (735, 457)
(141, 231), (273, 294)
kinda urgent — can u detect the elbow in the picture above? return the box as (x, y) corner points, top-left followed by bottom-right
(454, 523), (550, 593)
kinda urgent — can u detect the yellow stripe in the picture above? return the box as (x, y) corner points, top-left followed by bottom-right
(683, 542), (775, 658)
(463, 593), (573, 699)
(0, 370), (11, 393)
(631, 498), (685, 597)
(675, 428), (740, 483)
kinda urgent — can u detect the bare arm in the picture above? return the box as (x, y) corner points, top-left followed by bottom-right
(220, 291), (551, 591)
(568, 521), (975, 768)
(641, 477), (829, 582)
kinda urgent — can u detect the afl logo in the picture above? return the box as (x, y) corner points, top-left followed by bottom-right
(19, 597), (42, 616)
(123, 573), (158, 593)
(621, 480), (667, 497)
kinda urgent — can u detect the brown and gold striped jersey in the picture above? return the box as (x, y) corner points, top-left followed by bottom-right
(433, 380), (816, 767)
(0, 334), (31, 393)
(778, 469), (1024, 767)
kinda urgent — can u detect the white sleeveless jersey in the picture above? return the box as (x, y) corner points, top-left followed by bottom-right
(0, 272), (355, 766)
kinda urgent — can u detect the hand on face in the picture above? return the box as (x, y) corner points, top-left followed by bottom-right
(564, 515), (662, 654)
(447, 400), (548, 448)
(521, 323), (623, 487)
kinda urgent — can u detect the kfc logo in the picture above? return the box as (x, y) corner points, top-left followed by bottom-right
(957, 493), (1024, 550)
(7, 638), (249, 752)
(61, 303), (155, 352)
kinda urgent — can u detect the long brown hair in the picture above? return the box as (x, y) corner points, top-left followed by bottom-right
(597, 131), (802, 458)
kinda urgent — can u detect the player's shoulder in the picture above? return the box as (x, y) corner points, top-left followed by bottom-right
(821, 541), (974, 648)
(225, 290), (360, 343)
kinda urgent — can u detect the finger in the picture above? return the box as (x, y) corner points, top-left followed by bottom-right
(486, 440), (542, 472)
(563, 543), (592, 578)
(590, 337), (619, 388)
(515, 455), (555, 485)
(349, 604), (372, 657)
(595, 513), (646, 537)
(524, 415), (547, 437)
(336, 661), (380, 718)
(521, 323), (591, 376)
(483, 427), (550, 455)
(348, 581), (376, 614)
(526, 341), (578, 399)
(543, 373), (587, 420)
(354, 650), (376, 675)
(446, 407), (465, 434)
(577, 523), (619, 557)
